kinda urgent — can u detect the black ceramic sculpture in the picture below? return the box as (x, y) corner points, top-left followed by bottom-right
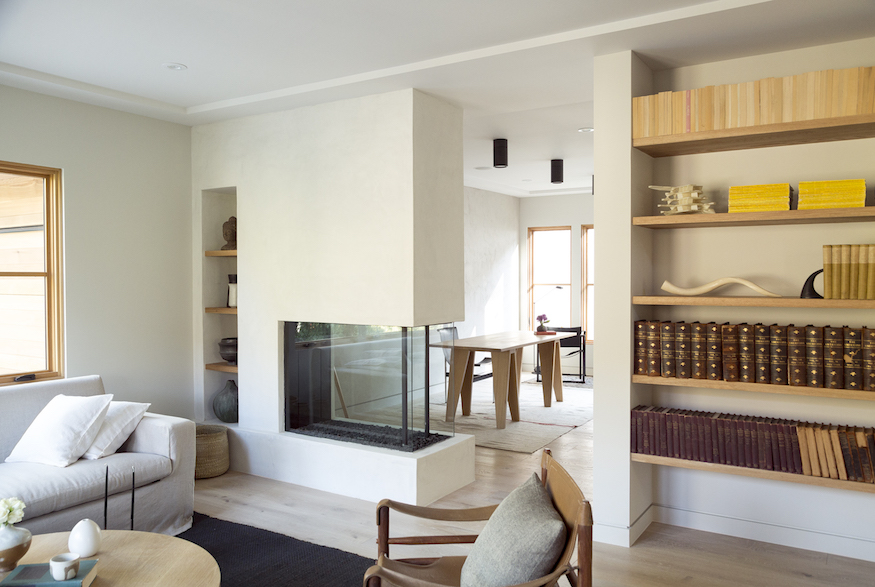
(800, 269), (824, 299)
(218, 337), (238, 364)
(213, 380), (238, 423)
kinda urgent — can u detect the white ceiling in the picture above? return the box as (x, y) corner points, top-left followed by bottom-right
(1, 0), (874, 197)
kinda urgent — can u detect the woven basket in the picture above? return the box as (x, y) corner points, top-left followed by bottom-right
(195, 424), (229, 479)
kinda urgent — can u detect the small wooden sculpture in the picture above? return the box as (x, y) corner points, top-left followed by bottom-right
(649, 184), (715, 215)
(221, 216), (237, 250)
(662, 278), (781, 297)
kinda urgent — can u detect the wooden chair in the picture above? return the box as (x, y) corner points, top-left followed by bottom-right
(363, 449), (592, 587)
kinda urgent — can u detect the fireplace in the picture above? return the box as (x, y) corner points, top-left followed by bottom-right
(283, 322), (453, 451)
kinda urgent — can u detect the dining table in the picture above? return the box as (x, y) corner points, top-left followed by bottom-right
(435, 330), (576, 429)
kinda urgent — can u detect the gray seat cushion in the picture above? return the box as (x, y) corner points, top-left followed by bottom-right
(460, 473), (566, 587)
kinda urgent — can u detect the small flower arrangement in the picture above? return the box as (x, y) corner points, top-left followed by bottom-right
(0, 497), (25, 527)
(536, 314), (550, 331)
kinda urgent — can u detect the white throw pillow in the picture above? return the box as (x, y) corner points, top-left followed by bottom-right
(5, 394), (113, 467)
(82, 401), (150, 459)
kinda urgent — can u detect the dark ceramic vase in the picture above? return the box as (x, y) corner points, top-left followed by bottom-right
(218, 337), (237, 364)
(213, 380), (238, 423)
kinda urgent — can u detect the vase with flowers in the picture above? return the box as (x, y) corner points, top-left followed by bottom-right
(536, 314), (550, 332)
(0, 497), (31, 572)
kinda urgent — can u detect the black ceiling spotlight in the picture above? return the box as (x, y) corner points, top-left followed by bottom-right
(493, 139), (507, 168)
(551, 159), (564, 184)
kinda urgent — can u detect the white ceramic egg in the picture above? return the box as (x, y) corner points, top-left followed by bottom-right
(68, 519), (101, 557)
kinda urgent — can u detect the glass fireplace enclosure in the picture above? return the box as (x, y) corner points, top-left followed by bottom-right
(283, 322), (454, 446)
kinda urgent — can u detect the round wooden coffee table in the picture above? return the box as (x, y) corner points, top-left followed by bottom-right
(4, 530), (220, 586)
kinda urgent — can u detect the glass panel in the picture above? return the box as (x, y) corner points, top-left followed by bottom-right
(0, 277), (47, 376)
(586, 228), (595, 284)
(0, 172), (45, 272)
(532, 229), (570, 284)
(533, 285), (571, 329)
(283, 321), (452, 452)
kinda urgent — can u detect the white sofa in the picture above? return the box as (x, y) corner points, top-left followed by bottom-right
(0, 375), (195, 535)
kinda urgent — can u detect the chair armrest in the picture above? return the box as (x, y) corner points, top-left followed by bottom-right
(362, 561), (574, 587)
(121, 412), (195, 464)
(377, 499), (498, 523)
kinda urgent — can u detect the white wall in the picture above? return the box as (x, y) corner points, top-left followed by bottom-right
(0, 85), (193, 417)
(456, 186), (520, 339)
(519, 193), (595, 375)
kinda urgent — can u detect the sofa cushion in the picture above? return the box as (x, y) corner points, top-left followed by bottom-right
(0, 451), (172, 521)
(460, 473), (566, 587)
(6, 394), (113, 467)
(83, 401), (151, 460)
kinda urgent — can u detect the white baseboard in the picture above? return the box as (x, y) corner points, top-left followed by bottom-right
(593, 505), (654, 547)
(652, 505), (875, 563)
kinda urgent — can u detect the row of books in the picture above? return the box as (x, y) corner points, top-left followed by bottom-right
(632, 65), (875, 139)
(633, 321), (875, 391)
(727, 183), (791, 213)
(823, 244), (875, 300)
(798, 179), (866, 210)
(631, 406), (875, 483)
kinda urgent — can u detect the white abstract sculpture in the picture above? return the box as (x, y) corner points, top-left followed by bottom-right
(661, 278), (781, 297)
(649, 184), (715, 215)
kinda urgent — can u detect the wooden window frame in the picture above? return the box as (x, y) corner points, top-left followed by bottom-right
(581, 224), (594, 344)
(0, 160), (64, 385)
(527, 226), (572, 330)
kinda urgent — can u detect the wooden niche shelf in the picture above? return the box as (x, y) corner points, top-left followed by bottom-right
(632, 296), (875, 309)
(206, 362), (238, 374)
(205, 250), (237, 257)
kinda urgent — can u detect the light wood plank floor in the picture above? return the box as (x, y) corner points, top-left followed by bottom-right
(194, 384), (875, 586)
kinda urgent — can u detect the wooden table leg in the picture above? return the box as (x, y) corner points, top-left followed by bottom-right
(538, 341), (556, 407)
(445, 349), (475, 421)
(551, 341), (564, 402)
(507, 349), (523, 422)
(491, 351), (512, 429)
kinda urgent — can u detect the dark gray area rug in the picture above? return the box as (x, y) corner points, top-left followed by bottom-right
(178, 512), (373, 587)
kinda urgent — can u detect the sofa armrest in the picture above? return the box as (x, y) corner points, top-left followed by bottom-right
(121, 413), (195, 472)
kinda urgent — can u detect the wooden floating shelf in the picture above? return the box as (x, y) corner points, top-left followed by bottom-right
(631, 453), (875, 494)
(205, 250), (237, 257)
(632, 375), (875, 402)
(633, 207), (875, 229)
(632, 113), (875, 157)
(632, 296), (875, 309)
(205, 362), (238, 373)
(205, 307), (237, 314)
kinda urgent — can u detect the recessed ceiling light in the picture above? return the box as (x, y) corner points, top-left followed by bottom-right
(474, 166), (491, 171)
(578, 127), (594, 132)
(162, 62), (188, 71)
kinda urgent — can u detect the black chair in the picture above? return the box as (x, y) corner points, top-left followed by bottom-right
(535, 326), (586, 384)
(437, 327), (492, 403)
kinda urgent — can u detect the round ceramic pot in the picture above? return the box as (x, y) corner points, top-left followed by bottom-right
(0, 524), (32, 573)
(218, 337), (238, 364)
(213, 380), (239, 423)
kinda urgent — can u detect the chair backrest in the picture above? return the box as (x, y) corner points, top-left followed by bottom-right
(540, 448), (592, 587)
(437, 326), (457, 364)
(554, 326), (583, 349)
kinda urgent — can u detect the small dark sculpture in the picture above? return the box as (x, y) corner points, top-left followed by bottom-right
(221, 216), (237, 250)
(218, 337), (238, 364)
(800, 269), (824, 299)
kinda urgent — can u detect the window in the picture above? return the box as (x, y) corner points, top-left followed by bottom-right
(0, 161), (64, 384)
(582, 225), (594, 343)
(528, 226), (571, 330)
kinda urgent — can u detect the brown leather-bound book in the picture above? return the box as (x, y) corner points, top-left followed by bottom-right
(656, 407), (669, 457)
(696, 412), (707, 462)
(683, 410), (695, 461)
(829, 424), (849, 480)
(634, 321), (648, 375)
(756, 418), (770, 470)
(787, 325), (806, 386)
(863, 327), (875, 392)
(741, 415), (753, 468)
(675, 322), (691, 379)
(820, 424), (839, 479)
(721, 323), (740, 382)
(838, 425), (856, 481)
(716, 414), (727, 465)
(844, 327), (863, 390)
(845, 426), (864, 482)
(631, 406), (641, 453)
(754, 323), (770, 384)
(866, 428), (875, 480)
(703, 412), (715, 464)
(736, 414), (748, 467)
(646, 321), (661, 377)
(855, 427), (874, 483)
(787, 420), (803, 475)
(824, 326), (844, 389)
(738, 323), (755, 383)
(706, 322), (723, 381)
(811, 423), (830, 478)
(670, 409), (681, 459)
(796, 422), (812, 476)
(660, 322), (676, 378)
(727, 414), (740, 466)
(769, 419), (782, 472)
(691, 322), (708, 379)
(804, 423), (822, 477)
(770, 324), (789, 385)
(676, 410), (688, 460)
(806, 325), (824, 388)
(647, 406), (658, 455)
